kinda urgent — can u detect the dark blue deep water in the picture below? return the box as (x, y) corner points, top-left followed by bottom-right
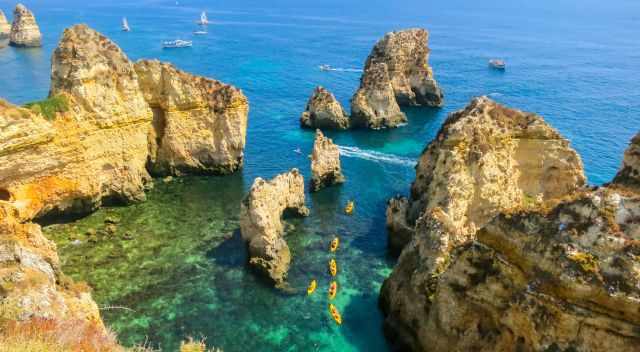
(1, 0), (639, 350)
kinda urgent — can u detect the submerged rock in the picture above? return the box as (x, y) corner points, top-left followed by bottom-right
(240, 169), (309, 284)
(300, 86), (350, 130)
(350, 62), (407, 129)
(9, 3), (42, 47)
(381, 97), (587, 350)
(613, 132), (640, 189)
(310, 130), (344, 192)
(0, 10), (10, 39)
(363, 28), (443, 107)
(135, 59), (249, 175)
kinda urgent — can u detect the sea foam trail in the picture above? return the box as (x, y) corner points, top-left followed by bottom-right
(337, 146), (416, 167)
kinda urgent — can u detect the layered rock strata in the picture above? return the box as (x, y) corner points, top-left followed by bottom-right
(0, 10), (10, 39)
(240, 169), (309, 284)
(310, 130), (344, 191)
(350, 62), (407, 129)
(9, 4), (42, 47)
(300, 86), (350, 130)
(363, 28), (443, 107)
(135, 59), (249, 175)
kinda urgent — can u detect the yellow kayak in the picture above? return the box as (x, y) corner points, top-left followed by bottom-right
(329, 258), (338, 277)
(330, 237), (340, 252)
(307, 279), (317, 295)
(329, 304), (342, 325)
(328, 281), (338, 300)
(344, 201), (354, 215)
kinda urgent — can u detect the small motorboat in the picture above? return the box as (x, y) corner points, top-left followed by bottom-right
(294, 148), (302, 154)
(329, 258), (338, 277)
(319, 64), (333, 71)
(330, 237), (340, 252)
(329, 304), (342, 325)
(122, 17), (130, 32)
(344, 201), (354, 215)
(163, 39), (192, 48)
(307, 279), (317, 295)
(193, 30), (208, 35)
(328, 281), (338, 300)
(489, 59), (506, 70)
(197, 11), (210, 25)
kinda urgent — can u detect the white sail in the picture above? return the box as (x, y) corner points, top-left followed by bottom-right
(122, 17), (130, 31)
(199, 11), (209, 25)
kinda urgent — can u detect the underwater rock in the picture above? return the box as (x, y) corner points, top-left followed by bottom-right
(8, 3), (42, 47)
(135, 59), (249, 175)
(300, 86), (350, 130)
(0, 10), (10, 39)
(613, 132), (640, 190)
(310, 129), (345, 192)
(240, 169), (309, 284)
(363, 28), (443, 107)
(382, 187), (640, 351)
(350, 62), (407, 129)
(381, 97), (587, 349)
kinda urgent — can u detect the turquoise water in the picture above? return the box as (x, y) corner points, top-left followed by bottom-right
(1, 0), (639, 350)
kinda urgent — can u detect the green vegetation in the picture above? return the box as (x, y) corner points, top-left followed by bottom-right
(24, 95), (69, 121)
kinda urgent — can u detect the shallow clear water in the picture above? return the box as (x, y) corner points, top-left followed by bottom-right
(1, 0), (639, 350)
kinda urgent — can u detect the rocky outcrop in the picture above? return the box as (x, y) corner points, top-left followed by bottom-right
(300, 86), (350, 130)
(0, 10), (10, 39)
(310, 130), (344, 191)
(363, 28), (443, 107)
(350, 62), (407, 129)
(381, 97), (587, 349)
(0, 24), (248, 221)
(135, 59), (249, 175)
(613, 132), (640, 189)
(9, 4), (42, 47)
(240, 169), (309, 284)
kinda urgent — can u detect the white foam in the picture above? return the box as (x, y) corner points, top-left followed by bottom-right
(337, 146), (416, 167)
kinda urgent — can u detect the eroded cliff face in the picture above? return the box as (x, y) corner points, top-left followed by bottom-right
(300, 86), (350, 130)
(351, 62), (407, 129)
(0, 10), (10, 39)
(135, 59), (249, 175)
(613, 132), (640, 190)
(363, 28), (443, 107)
(310, 130), (344, 192)
(9, 3), (42, 47)
(240, 169), (309, 284)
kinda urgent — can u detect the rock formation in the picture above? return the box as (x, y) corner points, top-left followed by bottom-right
(0, 24), (248, 221)
(363, 28), (443, 107)
(240, 169), (309, 284)
(310, 130), (344, 191)
(135, 59), (249, 175)
(612, 132), (640, 189)
(350, 62), (407, 129)
(381, 97), (588, 349)
(0, 10), (10, 39)
(9, 4), (42, 47)
(300, 86), (350, 130)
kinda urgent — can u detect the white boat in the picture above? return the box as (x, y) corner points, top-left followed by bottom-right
(193, 30), (208, 35)
(489, 59), (506, 70)
(319, 64), (333, 71)
(197, 11), (210, 25)
(163, 39), (192, 48)
(122, 17), (130, 32)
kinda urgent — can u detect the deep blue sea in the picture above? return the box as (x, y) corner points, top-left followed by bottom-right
(1, 0), (639, 350)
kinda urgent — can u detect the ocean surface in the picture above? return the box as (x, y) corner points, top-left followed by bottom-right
(1, 0), (639, 350)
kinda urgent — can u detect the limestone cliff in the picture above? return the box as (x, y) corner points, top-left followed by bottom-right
(9, 4), (41, 47)
(0, 10), (10, 39)
(363, 28), (443, 107)
(613, 132), (640, 189)
(135, 59), (249, 175)
(310, 130), (344, 192)
(240, 169), (309, 284)
(381, 97), (586, 349)
(300, 86), (350, 130)
(350, 62), (407, 129)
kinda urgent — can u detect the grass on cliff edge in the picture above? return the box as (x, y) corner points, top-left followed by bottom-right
(24, 95), (69, 121)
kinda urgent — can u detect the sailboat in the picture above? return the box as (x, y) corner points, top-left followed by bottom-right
(197, 11), (210, 25)
(122, 17), (130, 32)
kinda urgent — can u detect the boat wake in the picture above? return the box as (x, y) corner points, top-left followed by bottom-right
(319, 64), (362, 73)
(337, 146), (416, 167)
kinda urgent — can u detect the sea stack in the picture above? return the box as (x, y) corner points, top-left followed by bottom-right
(240, 169), (309, 285)
(9, 3), (42, 47)
(0, 10), (10, 39)
(310, 129), (345, 191)
(300, 86), (350, 130)
(350, 62), (407, 129)
(363, 28), (443, 107)
(612, 132), (640, 189)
